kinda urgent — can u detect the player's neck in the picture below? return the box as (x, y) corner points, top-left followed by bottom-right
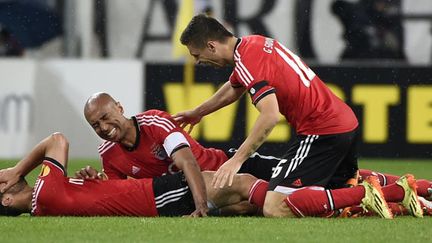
(227, 37), (239, 66)
(120, 118), (138, 148)
(14, 186), (33, 212)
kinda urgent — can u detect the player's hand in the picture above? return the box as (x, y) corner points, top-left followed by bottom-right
(189, 202), (209, 217)
(212, 158), (242, 189)
(172, 110), (202, 133)
(427, 188), (432, 201)
(0, 167), (21, 193)
(74, 166), (106, 180)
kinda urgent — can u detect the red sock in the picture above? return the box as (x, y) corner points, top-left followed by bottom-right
(388, 202), (409, 216)
(417, 180), (432, 197)
(359, 169), (399, 186)
(248, 179), (268, 208)
(328, 186), (366, 210)
(284, 186), (365, 217)
(381, 183), (405, 202)
(343, 205), (374, 217)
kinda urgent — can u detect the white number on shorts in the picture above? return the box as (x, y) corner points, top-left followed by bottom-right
(271, 159), (288, 178)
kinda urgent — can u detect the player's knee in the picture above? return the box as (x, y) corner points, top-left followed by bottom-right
(263, 191), (298, 218)
(239, 173), (257, 190)
(263, 197), (284, 217)
(262, 204), (276, 217)
(50, 132), (69, 149)
(263, 202), (285, 217)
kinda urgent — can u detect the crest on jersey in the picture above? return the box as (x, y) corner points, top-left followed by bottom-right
(151, 144), (168, 160)
(38, 164), (51, 177)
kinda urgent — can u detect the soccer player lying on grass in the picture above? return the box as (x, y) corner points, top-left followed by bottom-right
(340, 169), (432, 217)
(246, 170), (427, 218)
(0, 133), (260, 217)
(80, 92), (281, 215)
(359, 169), (432, 201)
(0, 133), (415, 218)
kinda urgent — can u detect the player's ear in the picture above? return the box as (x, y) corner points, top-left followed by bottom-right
(207, 41), (216, 53)
(116, 102), (124, 114)
(1, 194), (13, 207)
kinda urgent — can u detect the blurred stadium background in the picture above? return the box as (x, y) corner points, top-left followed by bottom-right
(1, 0), (432, 163)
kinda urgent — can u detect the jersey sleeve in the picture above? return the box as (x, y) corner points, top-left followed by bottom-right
(38, 157), (67, 178)
(228, 71), (244, 88)
(142, 110), (190, 157)
(231, 40), (276, 106)
(248, 81), (276, 105)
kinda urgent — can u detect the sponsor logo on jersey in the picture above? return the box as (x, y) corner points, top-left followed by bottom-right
(39, 165), (50, 177)
(263, 38), (274, 54)
(132, 166), (141, 175)
(292, 178), (303, 187)
(250, 87), (256, 95)
(151, 144), (168, 160)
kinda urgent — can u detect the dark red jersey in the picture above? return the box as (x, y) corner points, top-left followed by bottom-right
(98, 110), (228, 179)
(229, 35), (358, 135)
(31, 158), (158, 216)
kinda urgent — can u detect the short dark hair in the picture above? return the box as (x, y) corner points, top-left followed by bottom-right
(0, 178), (27, 216)
(180, 14), (233, 49)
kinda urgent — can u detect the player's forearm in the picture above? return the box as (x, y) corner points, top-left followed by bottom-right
(182, 162), (208, 206)
(195, 81), (245, 116)
(172, 149), (208, 208)
(232, 111), (280, 163)
(14, 135), (53, 176)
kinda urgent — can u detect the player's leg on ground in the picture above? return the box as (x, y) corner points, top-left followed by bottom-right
(360, 169), (432, 199)
(360, 176), (393, 219)
(340, 202), (408, 218)
(202, 171), (258, 212)
(264, 176), (392, 218)
(416, 180), (432, 199)
(419, 197), (432, 216)
(263, 130), (359, 218)
(395, 174), (423, 217)
(264, 185), (365, 218)
(375, 174), (423, 217)
(263, 191), (297, 217)
(359, 169), (399, 185)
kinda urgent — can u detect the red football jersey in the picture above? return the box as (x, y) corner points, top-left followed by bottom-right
(229, 35), (358, 135)
(98, 110), (228, 179)
(31, 158), (158, 216)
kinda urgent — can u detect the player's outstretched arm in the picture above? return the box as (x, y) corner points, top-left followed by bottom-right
(171, 147), (208, 217)
(212, 94), (280, 188)
(0, 132), (69, 193)
(173, 81), (245, 133)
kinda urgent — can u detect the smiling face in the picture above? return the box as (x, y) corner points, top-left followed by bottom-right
(84, 94), (130, 143)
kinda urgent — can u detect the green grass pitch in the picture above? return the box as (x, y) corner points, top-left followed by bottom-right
(0, 158), (431, 243)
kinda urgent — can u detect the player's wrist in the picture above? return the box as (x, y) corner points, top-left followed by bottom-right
(11, 165), (25, 177)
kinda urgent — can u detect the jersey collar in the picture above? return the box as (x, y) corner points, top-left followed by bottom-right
(125, 116), (141, 151)
(234, 37), (242, 52)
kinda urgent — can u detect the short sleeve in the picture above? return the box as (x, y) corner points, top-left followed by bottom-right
(38, 157), (66, 178)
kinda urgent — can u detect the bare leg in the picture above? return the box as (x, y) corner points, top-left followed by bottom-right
(202, 172), (256, 209)
(211, 201), (259, 216)
(263, 191), (296, 217)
